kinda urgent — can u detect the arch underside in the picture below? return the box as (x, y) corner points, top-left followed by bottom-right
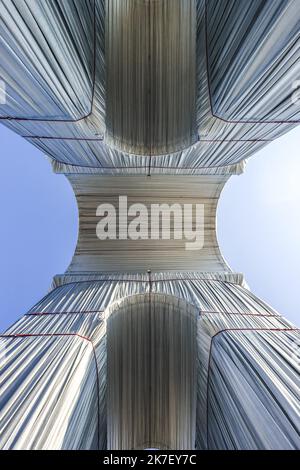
(66, 174), (232, 273)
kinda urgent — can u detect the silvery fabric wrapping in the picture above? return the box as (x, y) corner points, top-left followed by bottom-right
(0, 0), (300, 452)
(0, 0), (299, 172)
(206, 0), (300, 121)
(0, 0), (95, 119)
(1, 275), (299, 449)
(0, 335), (105, 449)
(106, 294), (198, 450)
(105, 0), (197, 155)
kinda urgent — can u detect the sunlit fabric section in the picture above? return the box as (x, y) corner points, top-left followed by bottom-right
(196, 308), (300, 449)
(207, 330), (300, 449)
(0, 0), (107, 165)
(0, 0), (95, 119)
(1, 275), (299, 449)
(195, 0), (300, 169)
(66, 175), (232, 272)
(0, 333), (106, 449)
(47, 142), (248, 175)
(105, 0), (197, 155)
(206, 0), (300, 121)
(106, 294), (198, 450)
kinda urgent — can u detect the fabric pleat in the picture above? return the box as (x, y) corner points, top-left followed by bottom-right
(106, 294), (198, 450)
(0, 0), (95, 120)
(105, 0), (197, 155)
(206, 0), (300, 122)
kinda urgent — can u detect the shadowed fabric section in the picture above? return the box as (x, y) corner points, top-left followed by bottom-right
(105, 0), (197, 155)
(106, 293), (198, 450)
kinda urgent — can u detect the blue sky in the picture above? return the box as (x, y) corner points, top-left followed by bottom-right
(218, 126), (300, 326)
(0, 124), (299, 330)
(0, 125), (78, 331)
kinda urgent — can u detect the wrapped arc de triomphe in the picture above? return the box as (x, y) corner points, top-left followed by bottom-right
(0, 0), (299, 450)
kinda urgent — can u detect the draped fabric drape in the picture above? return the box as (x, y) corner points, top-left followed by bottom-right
(0, 335), (104, 449)
(1, 275), (299, 449)
(106, 294), (198, 450)
(206, 0), (300, 122)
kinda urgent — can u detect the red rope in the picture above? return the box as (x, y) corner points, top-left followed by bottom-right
(201, 310), (278, 317)
(21, 135), (270, 143)
(25, 310), (104, 316)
